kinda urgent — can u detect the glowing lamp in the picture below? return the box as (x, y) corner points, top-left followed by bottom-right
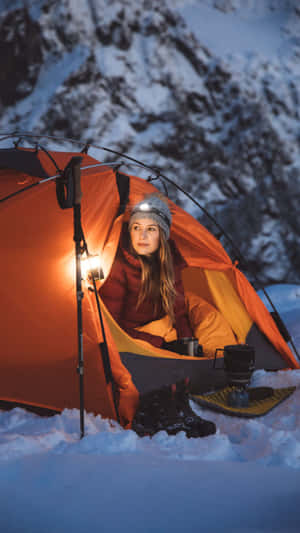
(81, 254), (104, 281)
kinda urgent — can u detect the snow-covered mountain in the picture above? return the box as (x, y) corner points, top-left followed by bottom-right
(1, 0), (300, 286)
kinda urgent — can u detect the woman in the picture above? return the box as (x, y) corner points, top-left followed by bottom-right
(99, 193), (193, 349)
(100, 193), (217, 437)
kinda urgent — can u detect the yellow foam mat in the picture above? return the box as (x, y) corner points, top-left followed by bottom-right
(192, 386), (296, 418)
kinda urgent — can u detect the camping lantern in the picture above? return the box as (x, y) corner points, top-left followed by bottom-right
(81, 254), (104, 281)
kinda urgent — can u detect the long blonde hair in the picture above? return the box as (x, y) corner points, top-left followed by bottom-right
(135, 228), (177, 324)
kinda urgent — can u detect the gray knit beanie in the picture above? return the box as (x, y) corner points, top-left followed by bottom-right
(129, 194), (172, 239)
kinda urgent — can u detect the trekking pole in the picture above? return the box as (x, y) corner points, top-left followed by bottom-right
(56, 156), (85, 438)
(71, 157), (86, 439)
(57, 155), (121, 435)
(55, 155), (85, 437)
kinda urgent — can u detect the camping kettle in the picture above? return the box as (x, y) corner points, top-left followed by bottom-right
(214, 344), (255, 385)
(214, 344), (256, 407)
(223, 344), (255, 387)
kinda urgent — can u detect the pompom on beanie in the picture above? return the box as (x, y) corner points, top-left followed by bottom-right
(129, 194), (172, 239)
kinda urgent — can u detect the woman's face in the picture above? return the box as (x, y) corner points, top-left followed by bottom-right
(130, 217), (160, 256)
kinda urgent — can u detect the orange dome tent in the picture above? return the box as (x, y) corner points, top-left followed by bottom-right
(0, 145), (298, 432)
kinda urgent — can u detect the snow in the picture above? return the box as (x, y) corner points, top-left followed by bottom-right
(0, 0), (46, 20)
(7, 46), (90, 130)
(178, 0), (294, 60)
(95, 45), (127, 78)
(136, 121), (175, 148)
(135, 85), (170, 113)
(1, 284), (300, 532)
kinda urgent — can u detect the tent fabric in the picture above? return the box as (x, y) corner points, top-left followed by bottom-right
(0, 148), (50, 179)
(0, 148), (299, 430)
(204, 270), (253, 343)
(0, 150), (139, 427)
(186, 291), (238, 357)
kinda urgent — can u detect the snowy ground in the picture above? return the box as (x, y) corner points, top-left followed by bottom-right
(1, 284), (300, 533)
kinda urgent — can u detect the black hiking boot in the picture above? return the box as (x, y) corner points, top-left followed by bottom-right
(167, 379), (216, 438)
(132, 379), (216, 438)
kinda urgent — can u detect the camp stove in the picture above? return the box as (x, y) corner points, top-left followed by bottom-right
(214, 344), (255, 408)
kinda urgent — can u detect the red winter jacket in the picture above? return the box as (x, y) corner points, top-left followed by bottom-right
(99, 236), (193, 348)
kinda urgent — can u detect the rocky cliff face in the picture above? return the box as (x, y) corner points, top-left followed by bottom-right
(0, 0), (300, 286)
